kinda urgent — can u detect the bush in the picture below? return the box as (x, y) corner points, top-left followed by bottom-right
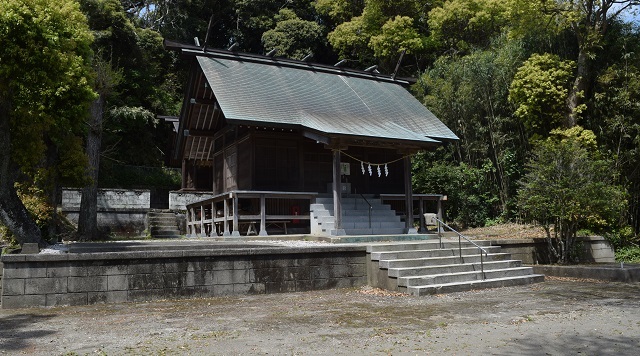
(615, 246), (640, 263)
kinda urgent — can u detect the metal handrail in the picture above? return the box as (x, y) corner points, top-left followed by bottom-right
(434, 217), (489, 280)
(356, 193), (373, 228)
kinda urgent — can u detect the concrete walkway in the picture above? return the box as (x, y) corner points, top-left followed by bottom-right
(0, 278), (638, 355)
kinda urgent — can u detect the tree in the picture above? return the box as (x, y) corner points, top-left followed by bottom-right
(417, 36), (527, 218)
(518, 127), (627, 263)
(427, 0), (510, 52)
(261, 9), (325, 60)
(0, 0), (96, 247)
(509, 53), (577, 138)
(327, 0), (435, 70)
(591, 34), (640, 234)
(540, 0), (640, 127)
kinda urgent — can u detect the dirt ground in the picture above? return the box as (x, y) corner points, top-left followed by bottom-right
(1, 278), (639, 355)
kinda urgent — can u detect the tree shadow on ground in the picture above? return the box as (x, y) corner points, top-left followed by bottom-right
(495, 333), (639, 356)
(0, 313), (57, 351)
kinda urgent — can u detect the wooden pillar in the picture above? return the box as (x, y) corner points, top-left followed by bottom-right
(332, 149), (345, 235)
(231, 192), (240, 236)
(418, 196), (425, 233)
(181, 160), (187, 189)
(222, 197), (230, 236)
(404, 155), (418, 234)
(199, 206), (205, 237)
(259, 194), (268, 236)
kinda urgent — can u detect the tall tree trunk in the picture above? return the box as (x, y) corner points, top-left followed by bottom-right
(77, 94), (105, 241)
(0, 96), (47, 248)
(565, 48), (590, 128)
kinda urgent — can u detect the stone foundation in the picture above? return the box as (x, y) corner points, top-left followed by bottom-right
(1, 246), (366, 309)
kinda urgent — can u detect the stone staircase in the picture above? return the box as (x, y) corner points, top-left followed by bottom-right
(368, 240), (544, 295)
(310, 195), (406, 235)
(147, 210), (181, 238)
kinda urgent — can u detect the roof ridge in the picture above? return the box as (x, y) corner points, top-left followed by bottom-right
(163, 39), (417, 85)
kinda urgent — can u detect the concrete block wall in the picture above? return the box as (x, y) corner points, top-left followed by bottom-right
(62, 188), (150, 210)
(169, 191), (215, 211)
(489, 236), (615, 264)
(1, 247), (367, 309)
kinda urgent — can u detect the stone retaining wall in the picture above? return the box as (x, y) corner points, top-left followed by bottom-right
(487, 236), (615, 264)
(533, 264), (640, 282)
(61, 188), (151, 237)
(169, 191), (215, 211)
(1, 246), (367, 309)
(62, 188), (150, 210)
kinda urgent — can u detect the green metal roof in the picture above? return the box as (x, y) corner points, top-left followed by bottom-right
(197, 56), (458, 144)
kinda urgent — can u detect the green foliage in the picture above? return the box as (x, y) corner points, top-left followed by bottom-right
(102, 106), (164, 166)
(509, 53), (576, 136)
(518, 127), (628, 263)
(413, 152), (499, 228)
(615, 246), (640, 263)
(427, 0), (510, 51)
(327, 0), (435, 69)
(369, 16), (426, 57)
(0, 0), (96, 177)
(262, 9), (325, 60)
(99, 163), (181, 189)
(0, 0), (96, 246)
(417, 36), (527, 219)
(314, 0), (365, 24)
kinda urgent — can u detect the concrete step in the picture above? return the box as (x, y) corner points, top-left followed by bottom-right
(371, 246), (502, 261)
(317, 214), (400, 224)
(148, 213), (178, 218)
(378, 253), (513, 269)
(398, 267), (535, 287)
(151, 233), (181, 239)
(401, 274), (546, 296)
(149, 221), (178, 230)
(148, 212), (180, 239)
(150, 226), (180, 233)
(388, 260), (523, 278)
(331, 228), (406, 235)
(367, 240), (492, 253)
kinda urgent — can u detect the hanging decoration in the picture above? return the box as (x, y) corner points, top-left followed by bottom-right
(338, 150), (409, 178)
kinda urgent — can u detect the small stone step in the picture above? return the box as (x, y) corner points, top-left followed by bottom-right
(398, 267), (535, 287)
(371, 246), (502, 261)
(147, 211), (181, 238)
(388, 260), (522, 278)
(367, 240), (491, 253)
(333, 228), (407, 235)
(379, 253), (513, 269)
(402, 274), (545, 296)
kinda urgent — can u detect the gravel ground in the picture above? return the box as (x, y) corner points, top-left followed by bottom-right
(1, 278), (639, 355)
